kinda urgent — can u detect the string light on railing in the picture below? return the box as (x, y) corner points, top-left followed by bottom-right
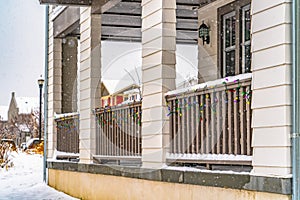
(56, 120), (79, 135)
(166, 78), (252, 118)
(96, 106), (142, 127)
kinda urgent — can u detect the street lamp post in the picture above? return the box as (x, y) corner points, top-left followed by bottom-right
(38, 78), (44, 142)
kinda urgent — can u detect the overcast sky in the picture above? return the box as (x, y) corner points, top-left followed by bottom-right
(0, 0), (45, 106)
(0, 1), (198, 106)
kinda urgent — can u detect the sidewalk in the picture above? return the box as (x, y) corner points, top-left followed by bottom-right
(0, 152), (78, 200)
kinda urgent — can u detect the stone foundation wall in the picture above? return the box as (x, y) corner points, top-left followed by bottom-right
(47, 161), (291, 200)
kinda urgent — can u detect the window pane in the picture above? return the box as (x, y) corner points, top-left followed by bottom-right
(244, 9), (251, 41)
(244, 45), (251, 73)
(232, 16), (236, 46)
(225, 15), (236, 48)
(225, 50), (235, 76)
(225, 18), (231, 48)
(242, 5), (251, 74)
(220, 2), (251, 77)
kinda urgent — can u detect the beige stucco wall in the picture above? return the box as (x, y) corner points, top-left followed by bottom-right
(48, 169), (291, 200)
(197, 0), (234, 83)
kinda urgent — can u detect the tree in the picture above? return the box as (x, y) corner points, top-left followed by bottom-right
(8, 109), (43, 145)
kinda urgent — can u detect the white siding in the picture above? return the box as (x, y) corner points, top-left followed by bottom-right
(251, 0), (292, 176)
(79, 7), (102, 163)
(47, 6), (62, 158)
(141, 0), (176, 168)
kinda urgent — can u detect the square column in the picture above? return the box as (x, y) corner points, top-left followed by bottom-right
(62, 37), (78, 113)
(141, 0), (177, 168)
(79, 7), (102, 163)
(251, 0), (292, 176)
(47, 6), (62, 158)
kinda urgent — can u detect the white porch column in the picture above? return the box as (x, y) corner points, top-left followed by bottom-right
(141, 0), (177, 168)
(79, 7), (102, 163)
(251, 0), (292, 176)
(61, 37), (78, 113)
(47, 7), (62, 158)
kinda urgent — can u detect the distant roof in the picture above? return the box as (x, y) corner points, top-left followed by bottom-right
(123, 88), (140, 95)
(112, 84), (140, 96)
(16, 97), (39, 114)
(0, 106), (8, 121)
(101, 82), (110, 96)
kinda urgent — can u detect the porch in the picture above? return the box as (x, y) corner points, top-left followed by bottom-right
(45, 0), (292, 199)
(53, 74), (252, 169)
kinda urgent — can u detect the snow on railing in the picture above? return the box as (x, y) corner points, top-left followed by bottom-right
(167, 153), (252, 166)
(54, 112), (79, 120)
(166, 73), (252, 97)
(51, 150), (79, 161)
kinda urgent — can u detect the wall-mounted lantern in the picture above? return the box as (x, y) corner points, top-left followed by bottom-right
(198, 21), (210, 45)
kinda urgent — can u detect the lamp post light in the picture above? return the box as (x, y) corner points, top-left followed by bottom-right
(38, 78), (44, 142)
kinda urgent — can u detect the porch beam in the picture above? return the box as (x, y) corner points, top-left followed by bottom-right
(198, 0), (217, 8)
(91, 0), (121, 14)
(101, 0), (122, 13)
(53, 7), (80, 38)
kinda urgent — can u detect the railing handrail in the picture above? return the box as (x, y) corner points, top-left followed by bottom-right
(94, 101), (142, 114)
(166, 73), (252, 98)
(166, 79), (252, 101)
(93, 155), (142, 160)
(54, 112), (79, 121)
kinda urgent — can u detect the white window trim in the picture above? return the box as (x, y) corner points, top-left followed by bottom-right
(222, 11), (236, 77)
(241, 4), (251, 73)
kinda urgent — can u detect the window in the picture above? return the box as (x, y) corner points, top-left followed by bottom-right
(218, 0), (251, 77)
(242, 4), (251, 73)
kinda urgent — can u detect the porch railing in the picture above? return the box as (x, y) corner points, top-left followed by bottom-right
(165, 74), (252, 166)
(94, 102), (142, 162)
(55, 113), (79, 154)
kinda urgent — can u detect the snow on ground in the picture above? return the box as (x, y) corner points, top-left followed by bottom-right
(0, 152), (78, 200)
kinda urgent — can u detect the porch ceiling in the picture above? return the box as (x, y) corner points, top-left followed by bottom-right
(100, 0), (200, 44)
(52, 0), (204, 44)
(39, 0), (92, 5)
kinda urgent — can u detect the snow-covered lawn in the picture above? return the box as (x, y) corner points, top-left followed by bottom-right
(0, 152), (78, 200)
